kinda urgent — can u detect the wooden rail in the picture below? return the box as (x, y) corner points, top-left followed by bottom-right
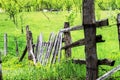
(62, 35), (105, 49)
(60, 19), (108, 32)
(97, 65), (120, 80)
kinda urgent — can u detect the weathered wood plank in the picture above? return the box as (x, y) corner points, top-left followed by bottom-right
(58, 32), (63, 62)
(52, 32), (63, 64)
(38, 34), (44, 63)
(26, 26), (36, 64)
(60, 19), (108, 32)
(44, 33), (55, 65)
(64, 22), (72, 58)
(62, 35), (105, 49)
(42, 42), (49, 65)
(35, 36), (39, 61)
(98, 59), (115, 66)
(51, 34), (59, 64)
(97, 65), (120, 80)
(60, 25), (83, 32)
(96, 19), (109, 27)
(62, 38), (84, 49)
(83, 0), (98, 80)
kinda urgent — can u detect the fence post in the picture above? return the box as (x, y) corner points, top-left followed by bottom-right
(64, 22), (72, 58)
(4, 33), (7, 56)
(0, 52), (2, 80)
(83, 0), (98, 79)
(117, 13), (120, 50)
(26, 26), (33, 60)
(14, 37), (19, 56)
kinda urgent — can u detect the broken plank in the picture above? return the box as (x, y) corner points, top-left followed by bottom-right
(98, 59), (115, 66)
(96, 19), (109, 27)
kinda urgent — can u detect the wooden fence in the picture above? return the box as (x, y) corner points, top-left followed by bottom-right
(19, 18), (117, 79)
(1, 0), (120, 79)
(18, 12), (120, 80)
(61, 0), (120, 79)
(19, 26), (63, 65)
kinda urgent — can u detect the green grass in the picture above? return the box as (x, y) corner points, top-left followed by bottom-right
(0, 11), (120, 80)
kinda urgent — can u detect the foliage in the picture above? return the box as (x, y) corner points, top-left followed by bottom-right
(96, 0), (118, 10)
(1, 0), (19, 25)
(66, 11), (77, 26)
(2, 55), (86, 80)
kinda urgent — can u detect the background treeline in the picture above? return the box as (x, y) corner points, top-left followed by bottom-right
(0, 0), (120, 12)
(0, 0), (120, 27)
(0, 0), (82, 12)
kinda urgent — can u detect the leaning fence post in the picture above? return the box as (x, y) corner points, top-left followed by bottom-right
(4, 33), (7, 56)
(64, 22), (72, 58)
(26, 25), (36, 64)
(14, 37), (19, 56)
(26, 26), (33, 60)
(0, 52), (2, 80)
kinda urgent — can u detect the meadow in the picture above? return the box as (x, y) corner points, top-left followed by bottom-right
(0, 10), (120, 80)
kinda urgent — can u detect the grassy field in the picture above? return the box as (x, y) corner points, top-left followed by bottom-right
(0, 11), (120, 80)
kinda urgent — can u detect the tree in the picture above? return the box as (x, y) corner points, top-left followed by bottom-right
(1, 0), (19, 25)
